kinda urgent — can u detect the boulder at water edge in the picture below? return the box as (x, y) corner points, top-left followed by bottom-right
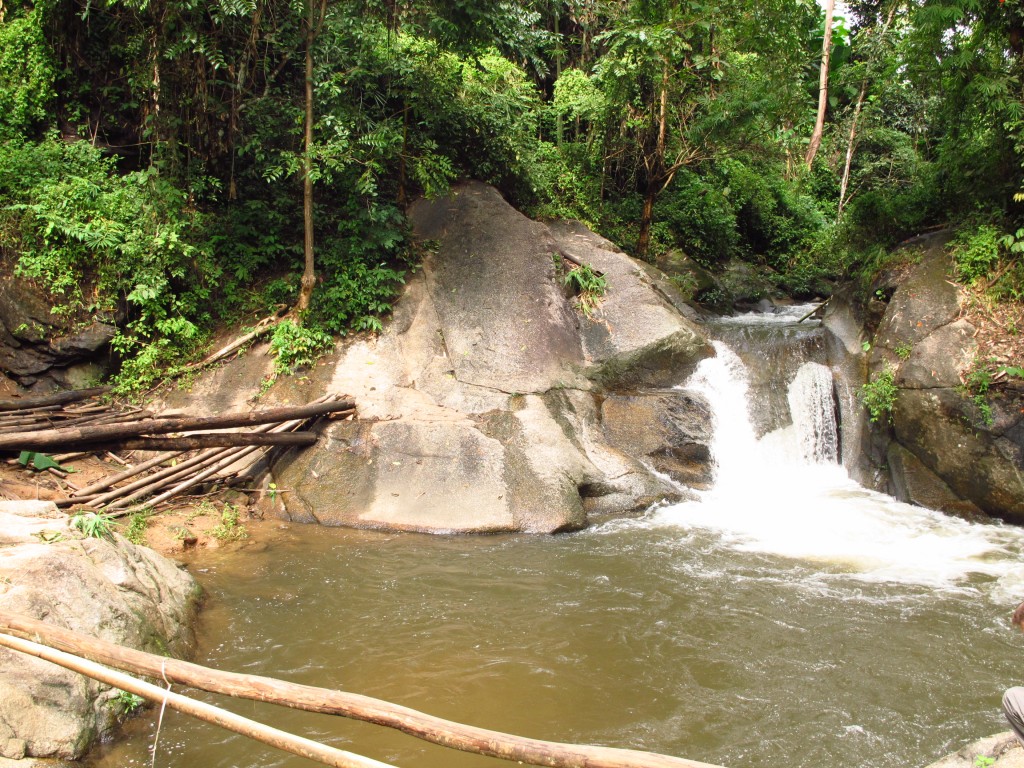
(0, 501), (201, 762)
(271, 182), (713, 532)
(863, 237), (1024, 519)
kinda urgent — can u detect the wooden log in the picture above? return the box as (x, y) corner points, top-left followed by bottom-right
(0, 387), (110, 412)
(72, 451), (184, 497)
(0, 632), (393, 768)
(88, 447), (235, 508)
(0, 611), (725, 768)
(118, 417), (313, 511)
(83, 432), (318, 452)
(0, 399), (354, 451)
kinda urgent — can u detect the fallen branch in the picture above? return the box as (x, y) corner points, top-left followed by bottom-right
(797, 299), (829, 323)
(0, 387), (110, 412)
(0, 631), (393, 768)
(0, 611), (725, 768)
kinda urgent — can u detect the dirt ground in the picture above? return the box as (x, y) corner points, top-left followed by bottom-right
(0, 452), (281, 557)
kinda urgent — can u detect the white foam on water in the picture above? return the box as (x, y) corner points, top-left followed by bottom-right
(640, 340), (1024, 591)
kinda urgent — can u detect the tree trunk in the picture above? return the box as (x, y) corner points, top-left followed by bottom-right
(636, 183), (657, 259)
(637, 66), (670, 260)
(805, 0), (835, 169)
(296, 0), (318, 313)
(838, 80), (867, 217)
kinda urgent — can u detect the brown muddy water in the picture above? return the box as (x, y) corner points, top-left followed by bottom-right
(87, 518), (1024, 768)
(86, 306), (1024, 768)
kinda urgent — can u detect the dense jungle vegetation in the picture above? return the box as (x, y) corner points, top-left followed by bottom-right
(0, 0), (1022, 392)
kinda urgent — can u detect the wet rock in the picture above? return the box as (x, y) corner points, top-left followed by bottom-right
(925, 733), (1024, 768)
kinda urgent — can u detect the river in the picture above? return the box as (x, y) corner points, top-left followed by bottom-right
(89, 305), (1024, 768)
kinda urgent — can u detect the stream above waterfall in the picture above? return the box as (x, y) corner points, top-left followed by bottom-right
(88, 305), (1024, 768)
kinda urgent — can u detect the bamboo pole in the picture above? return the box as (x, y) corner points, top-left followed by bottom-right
(85, 447), (234, 508)
(83, 432), (318, 452)
(0, 611), (725, 768)
(75, 451), (176, 498)
(0, 399), (354, 451)
(0, 632), (394, 768)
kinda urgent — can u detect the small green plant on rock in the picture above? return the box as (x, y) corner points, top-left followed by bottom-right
(269, 319), (334, 377)
(859, 368), (898, 424)
(124, 510), (152, 546)
(963, 364), (995, 427)
(894, 342), (913, 360)
(70, 511), (116, 540)
(563, 263), (608, 318)
(112, 690), (145, 716)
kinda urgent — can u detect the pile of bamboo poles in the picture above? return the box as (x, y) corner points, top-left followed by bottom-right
(0, 388), (354, 513)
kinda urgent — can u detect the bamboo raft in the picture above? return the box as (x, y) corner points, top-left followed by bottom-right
(0, 388), (353, 513)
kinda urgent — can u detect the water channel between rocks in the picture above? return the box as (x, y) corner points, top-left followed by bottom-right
(89, 306), (1024, 768)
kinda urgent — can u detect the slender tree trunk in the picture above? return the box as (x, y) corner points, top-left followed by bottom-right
(805, 0), (835, 169)
(837, 80), (867, 217)
(296, 0), (318, 313)
(636, 182), (657, 259)
(637, 65), (670, 260)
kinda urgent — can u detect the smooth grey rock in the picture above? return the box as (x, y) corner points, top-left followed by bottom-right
(0, 504), (200, 760)
(272, 182), (708, 533)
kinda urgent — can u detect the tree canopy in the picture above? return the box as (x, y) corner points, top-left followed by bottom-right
(0, 0), (1021, 390)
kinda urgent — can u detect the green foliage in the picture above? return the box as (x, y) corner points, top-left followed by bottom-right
(859, 368), (898, 424)
(657, 170), (739, 267)
(563, 263), (608, 318)
(210, 504), (248, 542)
(0, 140), (213, 394)
(951, 224), (1003, 285)
(269, 320), (334, 376)
(0, 8), (56, 140)
(124, 511), (152, 546)
(963, 364), (995, 427)
(112, 690), (146, 715)
(894, 342), (913, 360)
(70, 512), (117, 540)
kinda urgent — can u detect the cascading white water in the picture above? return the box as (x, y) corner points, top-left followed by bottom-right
(788, 362), (839, 465)
(647, 336), (1024, 594)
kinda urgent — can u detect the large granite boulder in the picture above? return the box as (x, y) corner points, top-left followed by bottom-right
(270, 182), (713, 533)
(0, 501), (200, 761)
(860, 237), (1024, 520)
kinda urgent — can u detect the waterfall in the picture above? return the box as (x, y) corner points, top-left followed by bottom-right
(648, 331), (1024, 591)
(787, 362), (839, 465)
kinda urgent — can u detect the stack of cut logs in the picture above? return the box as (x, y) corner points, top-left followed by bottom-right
(0, 387), (353, 514)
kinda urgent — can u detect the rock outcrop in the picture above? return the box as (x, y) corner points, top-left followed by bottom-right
(0, 501), (200, 762)
(269, 182), (714, 533)
(845, 235), (1024, 520)
(0, 274), (115, 391)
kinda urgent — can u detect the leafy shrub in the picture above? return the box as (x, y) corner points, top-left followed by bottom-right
(657, 170), (738, 267)
(951, 224), (1002, 284)
(269, 320), (334, 376)
(859, 368), (898, 423)
(562, 263), (608, 317)
(0, 9), (56, 140)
